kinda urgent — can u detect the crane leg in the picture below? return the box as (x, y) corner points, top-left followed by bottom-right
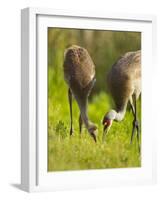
(130, 95), (140, 152)
(79, 114), (83, 134)
(68, 88), (73, 136)
(136, 123), (140, 153)
(129, 98), (136, 143)
(129, 97), (135, 116)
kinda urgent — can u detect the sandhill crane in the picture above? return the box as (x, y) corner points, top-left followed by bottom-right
(102, 50), (141, 151)
(63, 45), (97, 142)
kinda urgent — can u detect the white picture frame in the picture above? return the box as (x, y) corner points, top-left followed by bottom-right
(21, 7), (157, 192)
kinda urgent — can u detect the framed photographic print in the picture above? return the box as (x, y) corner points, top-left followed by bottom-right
(21, 7), (156, 192)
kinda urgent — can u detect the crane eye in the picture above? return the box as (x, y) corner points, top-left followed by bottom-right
(103, 119), (111, 126)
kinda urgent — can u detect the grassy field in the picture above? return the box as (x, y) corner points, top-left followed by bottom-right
(48, 66), (141, 171)
(47, 28), (141, 171)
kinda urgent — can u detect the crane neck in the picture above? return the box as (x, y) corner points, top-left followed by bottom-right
(112, 103), (127, 122)
(115, 109), (126, 121)
(79, 104), (90, 129)
(75, 95), (90, 128)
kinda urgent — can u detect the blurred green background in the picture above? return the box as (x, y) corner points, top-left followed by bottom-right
(48, 28), (141, 171)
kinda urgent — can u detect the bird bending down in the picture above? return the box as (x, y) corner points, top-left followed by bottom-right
(63, 45), (97, 142)
(102, 50), (141, 151)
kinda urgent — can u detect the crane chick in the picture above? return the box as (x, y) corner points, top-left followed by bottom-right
(64, 45), (97, 142)
(102, 50), (141, 151)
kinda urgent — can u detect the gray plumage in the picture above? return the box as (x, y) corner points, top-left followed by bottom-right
(64, 45), (97, 142)
(103, 50), (141, 151)
(64, 45), (95, 88)
(108, 50), (141, 117)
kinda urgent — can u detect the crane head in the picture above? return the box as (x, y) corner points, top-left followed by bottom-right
(102, 110), (116, 142)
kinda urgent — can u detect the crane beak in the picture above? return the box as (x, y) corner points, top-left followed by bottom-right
(88, 125), (97, 143)
(102, 123), (111, 142)
(91, 132), (97, 143)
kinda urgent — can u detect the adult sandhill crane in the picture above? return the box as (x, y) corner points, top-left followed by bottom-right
(63, 45), (97, 142)
(102, 50), (141, 150)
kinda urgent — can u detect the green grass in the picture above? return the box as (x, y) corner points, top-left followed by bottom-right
(48, 67), (141, 171)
